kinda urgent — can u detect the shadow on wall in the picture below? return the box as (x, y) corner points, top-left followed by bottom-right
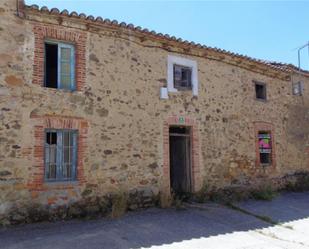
(286, 104), (309, 149)
(0, 192), (309, 249)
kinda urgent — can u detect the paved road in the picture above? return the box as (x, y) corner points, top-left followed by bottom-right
(0, 192), (309, 249)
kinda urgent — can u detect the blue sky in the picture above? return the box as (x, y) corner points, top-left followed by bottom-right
(26, 1), (309, 70)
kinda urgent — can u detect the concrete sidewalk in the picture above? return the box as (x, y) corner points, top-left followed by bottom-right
(0, 192), (309, 249)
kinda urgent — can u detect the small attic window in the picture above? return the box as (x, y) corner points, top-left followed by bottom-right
(173, 65), (192, 90)
(292, 81), (304, 95)
(255, 82), (267, 100)
(167, 55), (199, 96)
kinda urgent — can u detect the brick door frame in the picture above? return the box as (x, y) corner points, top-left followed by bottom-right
(162, 116), (201, 197)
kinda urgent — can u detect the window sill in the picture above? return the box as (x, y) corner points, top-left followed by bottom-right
(43, 180), (79, 188)
(255, 98), (267, 102)
(260, 163), (272, 167)
(43, 87), (77, 93)
(175, 87), (193, 92)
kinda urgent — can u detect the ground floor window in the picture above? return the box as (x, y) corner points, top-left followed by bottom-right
(258, 131), (272, 165)
(45, 129), (78, 181)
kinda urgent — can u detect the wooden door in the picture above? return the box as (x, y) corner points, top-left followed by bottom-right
(169, 127), (191, 194)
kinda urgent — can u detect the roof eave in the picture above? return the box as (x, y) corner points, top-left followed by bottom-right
(24, 4), (308, 81)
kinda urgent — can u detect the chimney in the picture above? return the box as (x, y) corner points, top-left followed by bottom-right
(16, 0), (25, 18)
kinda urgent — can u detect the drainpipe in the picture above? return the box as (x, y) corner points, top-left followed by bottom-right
(16, 0), (25, 18)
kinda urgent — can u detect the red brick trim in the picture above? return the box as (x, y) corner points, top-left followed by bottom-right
(28, 115), (88, 191)
(162, 116), (201, 196)
(254, 121), (276, 168)
(32, 23), (87, 91)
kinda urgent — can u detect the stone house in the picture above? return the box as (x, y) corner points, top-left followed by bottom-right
(0, 0), (309, 223)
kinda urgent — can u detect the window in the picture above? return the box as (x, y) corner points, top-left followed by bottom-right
(173, 65), (192, 90)
(45, 130), (78, 181)
(255, 82), (267, 100)
(292, 81), (304, 95)
(167, 55), (198, 96)
(45, 41), (75, 90)
(258, 131), (272, 165)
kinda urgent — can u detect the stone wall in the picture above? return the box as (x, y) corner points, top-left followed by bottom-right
(0, 0), (309, 224)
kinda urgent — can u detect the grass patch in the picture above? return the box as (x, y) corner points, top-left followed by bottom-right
(111, 191), (128, 218)
(171, 191), (191, 210)
(250, 185), (278, 201)
(194, 184), (209, 203)
(284, 174), (309, 192)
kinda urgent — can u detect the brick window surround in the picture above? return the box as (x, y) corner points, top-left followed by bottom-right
(28, 114), (88, 191)
(162, 116), (201, 195)
(254, 121), (276, 167)
(32, 23), (87, 91)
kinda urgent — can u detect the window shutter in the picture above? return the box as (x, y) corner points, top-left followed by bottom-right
(56, 131), (63, 179)
(45, 131), (57, 180)
(45, 139), (51, 179)
(72, 131), (78, 179)
(58, 43), (75, 90)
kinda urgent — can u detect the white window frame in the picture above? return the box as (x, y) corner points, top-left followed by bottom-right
(167, 55), (198, 96)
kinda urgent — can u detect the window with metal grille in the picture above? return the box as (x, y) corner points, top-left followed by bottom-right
(173, 64), (192, 90)
(45, 130), (78, 181)
(258, 131), (272, 165)
(45, 41), (75, 90)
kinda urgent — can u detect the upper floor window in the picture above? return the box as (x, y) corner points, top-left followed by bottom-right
(292, 81), (304, 96)
(255, 82), (267, 100)
(167, 55), (198, 96)
(174, 65), (192, 90)
(45, 129), (78, 181)
(45, 41), (75, 90)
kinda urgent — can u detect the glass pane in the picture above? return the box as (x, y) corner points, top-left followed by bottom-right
(187, 70), (192, 86)
(61, 62), (71, 75)
(181, 69), (189, 80)
(174, 65), (182, 81)
(260, 153), (271, 164)
(45, 147), (50, 163)
(49, 146), (57, 164)
(63, 132), (70, 147)
(70, 146), (74, 162)
(61, 75), (71, 89)
(61, 47), (71, 61)
(63, 147), (70, 164)
(174, 65), (192, 89)
(70, 133), (74, 146)
(48, 164), (57, 179)
(62, 164), (72, 179)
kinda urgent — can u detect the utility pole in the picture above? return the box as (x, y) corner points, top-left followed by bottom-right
(298, 41), (309, 70)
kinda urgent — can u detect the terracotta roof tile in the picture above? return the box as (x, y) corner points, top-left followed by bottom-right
(25, 4), (309, 76)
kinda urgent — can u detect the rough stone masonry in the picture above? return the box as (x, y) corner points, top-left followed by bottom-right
(0, 0), (308, 224)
